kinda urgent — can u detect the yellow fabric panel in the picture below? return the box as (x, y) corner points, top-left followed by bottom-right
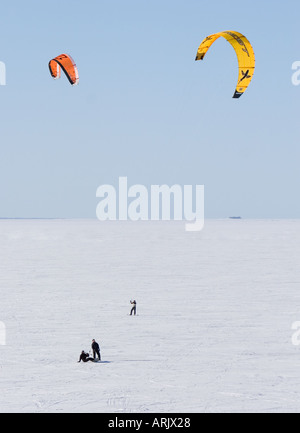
(195, 31), (255, 98)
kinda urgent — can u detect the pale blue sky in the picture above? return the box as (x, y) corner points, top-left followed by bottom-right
(0, 0), (299, 218)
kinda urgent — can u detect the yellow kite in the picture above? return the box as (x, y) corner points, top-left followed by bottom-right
(195, 31), (255, 98)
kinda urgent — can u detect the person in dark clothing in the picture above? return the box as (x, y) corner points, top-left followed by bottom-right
(91, 339), (101, 361)
(130, 300), (137, 316)
(78, 350), (94, 363)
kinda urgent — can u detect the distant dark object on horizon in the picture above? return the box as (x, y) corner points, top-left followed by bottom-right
(229, 216), (242, 220)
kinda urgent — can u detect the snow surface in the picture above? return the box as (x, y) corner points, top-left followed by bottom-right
(1, 219), (300, 413)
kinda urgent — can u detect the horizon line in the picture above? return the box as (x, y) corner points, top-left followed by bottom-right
(0, 217), (300, 221)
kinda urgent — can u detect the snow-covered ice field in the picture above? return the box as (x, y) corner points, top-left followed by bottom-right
(1, 219), (300, 413)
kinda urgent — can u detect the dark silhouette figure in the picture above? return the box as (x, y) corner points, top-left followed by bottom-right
(78, 351), (94, 363)
(92, 339), (101, 361)
(130, 300), (137, 316)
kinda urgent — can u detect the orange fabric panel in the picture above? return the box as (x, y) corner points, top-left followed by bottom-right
(48, 54), (79, 86)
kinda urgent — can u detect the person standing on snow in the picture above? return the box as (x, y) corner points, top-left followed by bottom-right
(91, 339), (101, 361)
(130, 300), (137, 316)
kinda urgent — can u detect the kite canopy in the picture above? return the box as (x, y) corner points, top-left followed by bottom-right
(195, 31), (255, 98)
(48, 54), (79, 86)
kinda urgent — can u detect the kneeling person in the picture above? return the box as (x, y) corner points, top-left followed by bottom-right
(78, 351), (94, 363)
